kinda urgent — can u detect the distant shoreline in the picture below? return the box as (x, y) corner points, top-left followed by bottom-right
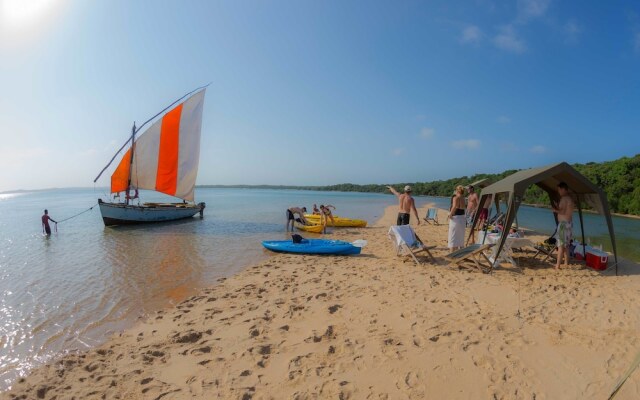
(2, 185), (640, 220)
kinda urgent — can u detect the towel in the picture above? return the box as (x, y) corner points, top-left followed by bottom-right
(448, 215), (465, 248)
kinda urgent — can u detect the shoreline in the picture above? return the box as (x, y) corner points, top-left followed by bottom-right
(3, 186), (640, 220)
(5, 205), (640, 399)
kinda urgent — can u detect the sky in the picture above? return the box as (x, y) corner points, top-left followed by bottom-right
(1, 0), (639, 192)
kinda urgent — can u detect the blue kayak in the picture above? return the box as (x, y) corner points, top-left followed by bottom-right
(262, 239), (361, 255)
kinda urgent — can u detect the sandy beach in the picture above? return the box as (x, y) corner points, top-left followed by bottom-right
(5, 204), (640, 400)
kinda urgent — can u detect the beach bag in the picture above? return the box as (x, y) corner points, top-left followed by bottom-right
(291, 234), (305, 244)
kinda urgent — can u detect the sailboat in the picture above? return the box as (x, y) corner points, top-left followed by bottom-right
(94, 87), (207, 226)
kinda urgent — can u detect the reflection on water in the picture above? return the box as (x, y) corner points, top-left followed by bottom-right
(0, 188), (395, 390)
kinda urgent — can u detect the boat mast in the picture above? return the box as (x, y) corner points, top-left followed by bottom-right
(125, 122), (136, 205)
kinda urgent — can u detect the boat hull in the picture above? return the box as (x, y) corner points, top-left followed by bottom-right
(98, 199), (205, 226)
(262, 239), (361, 255)
(294, 221), (325, 233)
(304, 215), (367, 228)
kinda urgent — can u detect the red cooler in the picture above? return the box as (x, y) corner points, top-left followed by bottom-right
(586, 249), (608, 271)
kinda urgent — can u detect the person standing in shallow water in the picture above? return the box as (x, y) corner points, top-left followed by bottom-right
(41, 209), (57, 236)
(387, 185), (420, 226)
(552, 182), (574, 270)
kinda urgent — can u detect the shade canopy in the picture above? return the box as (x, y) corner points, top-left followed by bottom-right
(469, 162), (618, 273)
(468, 178), (492, 189)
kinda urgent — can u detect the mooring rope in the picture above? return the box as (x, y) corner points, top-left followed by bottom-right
(56, 202), (99, 224)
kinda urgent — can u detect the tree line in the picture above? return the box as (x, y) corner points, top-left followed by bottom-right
(200, 154), (640, 216)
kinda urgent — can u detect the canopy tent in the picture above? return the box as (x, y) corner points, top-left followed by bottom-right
(468, 178), (492, 189)
(468, 162), (619, 274)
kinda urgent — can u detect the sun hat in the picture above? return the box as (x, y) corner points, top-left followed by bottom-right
(404, 185), (412, 192)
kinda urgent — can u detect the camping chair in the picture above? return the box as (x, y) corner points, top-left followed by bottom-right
(423, 208), (439, 225)
(533, 236), (556, 262)
(532, 226), (558, 263)
(444, 244), (494, 273)
(388, 225), (436, 265)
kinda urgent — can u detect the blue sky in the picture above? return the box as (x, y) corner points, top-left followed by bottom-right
(1, 0), (639, 192)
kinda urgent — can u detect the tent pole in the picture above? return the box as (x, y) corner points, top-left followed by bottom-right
(493, 192), (518, 270)
(576, 195), (586, 266)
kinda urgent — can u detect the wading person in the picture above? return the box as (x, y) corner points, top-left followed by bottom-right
(387, 185), (420, 226)
(552, 182), (574, 270)
(41, 209), (57, 236)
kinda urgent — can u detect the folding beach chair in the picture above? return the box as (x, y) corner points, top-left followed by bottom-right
(444, 244), (494, 273)
(388, 225), (436, 265)
(423, 208), (439, 225)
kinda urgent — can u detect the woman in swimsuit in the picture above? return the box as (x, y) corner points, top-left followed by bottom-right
(448, 185), (466, 250)
(319, 204), (335, 226)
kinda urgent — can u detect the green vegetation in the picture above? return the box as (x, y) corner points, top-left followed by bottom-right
(200, 154), (640, 216)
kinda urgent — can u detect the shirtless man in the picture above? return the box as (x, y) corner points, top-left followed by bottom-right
(552, 182), (575, 270)
(286, 206), (307, 231)
(41, 209), (57, 236)
(387, 185), (420, 226)
(466, 185), (479, 224)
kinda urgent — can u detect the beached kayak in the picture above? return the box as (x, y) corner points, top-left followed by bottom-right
(303, 215), (367, 228)
(262, 239), (361, 255)
(294, 222), (324, 233)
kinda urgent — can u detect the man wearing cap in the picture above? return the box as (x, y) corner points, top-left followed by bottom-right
(387, 185), (420, 226)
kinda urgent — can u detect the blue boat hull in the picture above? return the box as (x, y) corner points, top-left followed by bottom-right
(262, 239), (361, 255)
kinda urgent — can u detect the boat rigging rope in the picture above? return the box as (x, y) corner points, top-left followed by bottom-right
(56, 203), (99, 224)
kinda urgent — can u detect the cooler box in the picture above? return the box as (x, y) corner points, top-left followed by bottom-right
(586, 249), (608, 271)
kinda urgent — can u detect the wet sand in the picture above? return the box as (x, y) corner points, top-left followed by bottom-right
(5, 205), (640, 399)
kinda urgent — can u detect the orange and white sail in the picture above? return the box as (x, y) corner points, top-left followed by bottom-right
(111, 89), (206, 201)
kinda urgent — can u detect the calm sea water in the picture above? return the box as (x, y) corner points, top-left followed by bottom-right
(0, 188), (638, 389)
(0, 188), (399, 389)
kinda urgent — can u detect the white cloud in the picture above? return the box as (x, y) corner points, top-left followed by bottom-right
(564, 19), (582, 44)
(420, 127), (435, 139)
(530, 145), (546, 154)
(493, 25), (526, 53)
(451, 139), (481, 150)
(517, 0), (550, 20)
(497, 115), (511, 124)
(500, 142), (519, 152)
(460, 25), (483, 44)
(392, 148), (404, 156)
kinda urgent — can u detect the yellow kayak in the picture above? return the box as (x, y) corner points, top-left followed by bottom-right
(304, 214), (367, 228)
(294, 222), (325, 233)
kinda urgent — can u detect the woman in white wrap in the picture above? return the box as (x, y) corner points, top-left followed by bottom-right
(448, 185), (466, 250)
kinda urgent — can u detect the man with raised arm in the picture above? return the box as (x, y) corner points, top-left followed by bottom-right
(387, 185), (420, 226)
(552, 182), (575, 270)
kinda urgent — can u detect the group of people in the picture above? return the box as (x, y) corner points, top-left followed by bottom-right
(387, 180), (576, 270)
(285, 204), (336, 231)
